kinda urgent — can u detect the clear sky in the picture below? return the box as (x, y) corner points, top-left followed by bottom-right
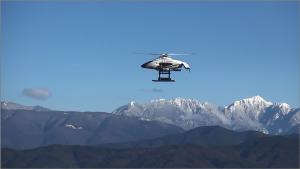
(1, 1), (299, 112)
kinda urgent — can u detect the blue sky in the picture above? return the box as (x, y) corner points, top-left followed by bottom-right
(1, 2), (299, 112)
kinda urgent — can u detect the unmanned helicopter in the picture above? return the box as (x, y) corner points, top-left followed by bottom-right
(140, 53), (191, 82)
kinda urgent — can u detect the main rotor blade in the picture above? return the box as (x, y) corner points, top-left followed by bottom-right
(149, 53), (165, 55)
(133, 52), (162, 55)
(134, 52), (195, 56)
(167, 53), (194, 56)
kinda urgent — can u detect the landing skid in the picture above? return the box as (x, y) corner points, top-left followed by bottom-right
(152, 78), (175, 82)
(152, 70), (175, 82)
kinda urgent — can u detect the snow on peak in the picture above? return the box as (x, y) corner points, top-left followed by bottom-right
(228, 95), (273, 109)
(224, 96), (274, 121)
(130, 101), (135, 106)
(150, 98), (166, 103)
(278, 103), (291, 109)
(273, 102), (291, 115)
(242, 95), (272, 105)
(112, 100), (144, 116)
(149, 97), (201, 108)
(252, 95), (264, 100)
(65, 124), (83, 130)
(112, 96), (299, 134)
(172, 97), (191, 106)
(170, 97), (200, 104)
(112, 97), (224, 130)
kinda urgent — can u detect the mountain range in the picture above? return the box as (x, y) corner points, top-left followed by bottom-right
(113, 96), (300, 135)
(1, 96), (299, 150)
(1, 105), (182, 149)
(1, 98), (299, 168)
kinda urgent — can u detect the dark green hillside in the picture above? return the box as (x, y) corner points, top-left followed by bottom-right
(99, 125), (267, 149)
(2, 135), (298, 168)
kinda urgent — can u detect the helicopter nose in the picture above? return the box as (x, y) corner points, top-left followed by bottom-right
(141, 61), (151, 68)
(141, 63), (147, 68)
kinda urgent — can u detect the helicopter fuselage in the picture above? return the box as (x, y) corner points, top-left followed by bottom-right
(141, 56), (190, 71)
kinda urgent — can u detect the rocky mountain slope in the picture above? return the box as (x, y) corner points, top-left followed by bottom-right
(1, 107), (183, 149)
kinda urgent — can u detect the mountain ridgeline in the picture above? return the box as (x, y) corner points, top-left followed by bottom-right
(113, 96), (300, 135)
(98, 126), (267, 149)
(1, 96), (299, 150)
(1, 107), (183, 149)
(1, 98), (299, 168)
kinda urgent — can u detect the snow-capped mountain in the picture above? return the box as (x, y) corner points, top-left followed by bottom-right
(112, 96), (300, 134)
(1, 101), (50, 111)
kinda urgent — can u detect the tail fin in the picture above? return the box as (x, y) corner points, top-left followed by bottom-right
(182, 62), (190, 71)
